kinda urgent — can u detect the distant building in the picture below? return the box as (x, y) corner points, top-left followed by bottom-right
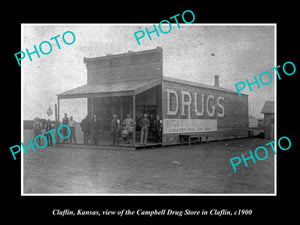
(257, 118), (264, 128)
(249, 115), (258, 128)
(261, 101), (274, 139)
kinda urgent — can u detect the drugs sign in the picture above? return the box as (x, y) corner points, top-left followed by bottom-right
(165, 88), (225, 119)
(163, 87), (223, 134)
(161, 78), (249, 143)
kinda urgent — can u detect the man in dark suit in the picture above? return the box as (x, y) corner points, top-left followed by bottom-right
(80, 115), (91, 145)
(139, 113), (150, 145)
(91, 114), (101, 145)
(111, 114), (120, 145)
(45, 119), (54, 146)
(153, 115), (163, 143)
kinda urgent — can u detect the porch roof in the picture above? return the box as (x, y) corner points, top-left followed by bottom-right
(57, 78), (162, 99)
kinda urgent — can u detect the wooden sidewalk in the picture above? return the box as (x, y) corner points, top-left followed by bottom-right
(55, 142), (162, 151)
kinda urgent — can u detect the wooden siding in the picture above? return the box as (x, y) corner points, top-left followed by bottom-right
(85, 48), (163, 84)
(162, 80), (248, 145)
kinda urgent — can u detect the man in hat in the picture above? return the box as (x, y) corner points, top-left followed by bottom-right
(111, 114), (120, 145)
(139, 113), (150, 145)
(45, 119), (54, 146)
(122, 114), (134, 143)
(91, 114), (101, 145)
(153, 115), (163, 143)
(80, 115), (91, 145)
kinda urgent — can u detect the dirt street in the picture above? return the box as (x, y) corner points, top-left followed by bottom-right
(22, 133), (274, 194)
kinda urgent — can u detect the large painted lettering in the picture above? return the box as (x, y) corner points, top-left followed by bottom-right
(166, 89), (225, 118)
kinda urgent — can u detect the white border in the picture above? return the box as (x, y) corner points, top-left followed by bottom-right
(274, 24), (277, 196)
(21, 23), (277, 196)
(21, 24), (24, 195)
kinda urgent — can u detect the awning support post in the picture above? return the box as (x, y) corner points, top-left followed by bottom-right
(57, 97), (60, 122)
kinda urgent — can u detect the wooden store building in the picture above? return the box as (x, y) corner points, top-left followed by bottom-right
(57, 46), (248, 147)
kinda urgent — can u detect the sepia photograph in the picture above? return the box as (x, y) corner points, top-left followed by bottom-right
(21, 24), (275, 195)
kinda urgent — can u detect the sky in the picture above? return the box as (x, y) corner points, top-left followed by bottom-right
(22, 24), (275, 121)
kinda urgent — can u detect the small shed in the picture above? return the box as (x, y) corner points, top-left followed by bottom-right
(261, 101), (274, 139)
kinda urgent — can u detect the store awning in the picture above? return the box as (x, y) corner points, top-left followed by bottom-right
(57, 78), (162, 99)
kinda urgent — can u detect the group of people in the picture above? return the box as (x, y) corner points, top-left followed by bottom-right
(33, 114), (77, 147)
(32, 112), (163, 147)
(137, 114), (162, 145)
(80, 114), (102, 145)
(61, 113), (77, 144)
(80, 113), (163, 146)
(80, 114), (133, 146)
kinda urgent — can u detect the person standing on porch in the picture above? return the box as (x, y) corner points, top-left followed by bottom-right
(153, 115), (163, 143)
(139, 113), (150, 145)
(80, 115), (91, 145)
(91, 114), (101, 145)
(136, 114), (143, 132)
(111, 114), (120, 145)
(122, 114), (134, 144)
